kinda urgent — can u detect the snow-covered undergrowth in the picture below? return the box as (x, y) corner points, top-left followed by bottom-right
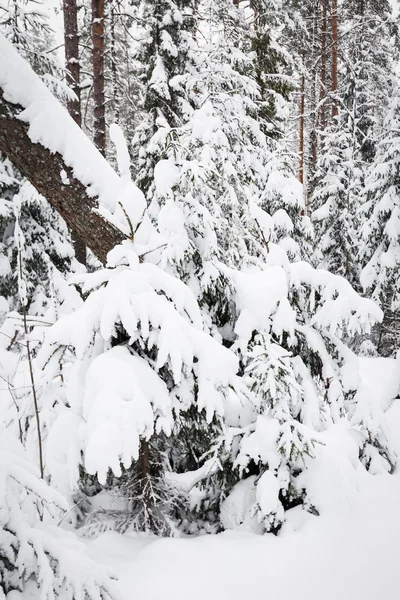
(86, 393), (400, 600)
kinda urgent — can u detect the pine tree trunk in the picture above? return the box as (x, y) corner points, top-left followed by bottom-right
(63, 0), (81, 126)
(63, 0), (86, 265)
(320, 0), (328, 129)
(331, 0), (339, 118)
(110, 1), (119, 123)
(299, 68), (305, 187)
(0, 91), (124, 263)
(92, 0), (106, 155)
(310, 4), (319, 179)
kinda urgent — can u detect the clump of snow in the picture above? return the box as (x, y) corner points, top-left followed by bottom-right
(220, 476), (261, 533)
(46, 410), (83, 499)
(83, 346), (172, 484)
(255, 470), (284, 528)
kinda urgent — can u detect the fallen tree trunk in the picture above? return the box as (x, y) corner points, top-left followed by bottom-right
(0, 90), (125, 264)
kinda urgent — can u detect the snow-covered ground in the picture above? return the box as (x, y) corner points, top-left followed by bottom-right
(85, 358), (400, 600)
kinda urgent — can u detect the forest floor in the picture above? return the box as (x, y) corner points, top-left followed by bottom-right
(86, 358), (400, 600)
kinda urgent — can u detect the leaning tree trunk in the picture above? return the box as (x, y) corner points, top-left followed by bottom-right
(63, 0), (87, 265)
(0, 91), (125, 264)
(92, 0), (106, 155)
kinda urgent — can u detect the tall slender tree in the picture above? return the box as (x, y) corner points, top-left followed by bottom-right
(92, 0), (106, 154)
(63, 0), (81, 126)
(63, 0), (86, 264)
(331, 0), (338, 118)
(132, 0), (195, 197)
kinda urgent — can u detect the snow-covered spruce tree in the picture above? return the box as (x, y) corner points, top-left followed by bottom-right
(258, 150), (313, 262)
(359, 90), (400, 355)
(310, 113), (361, 288)
(39, 209), (392, 536)
(342, 0), (397, 164)
(25, 122), (244, 536)
(39, 236), (248, 535)
(0, 179), (75, 315)
(249, 0), (294, 140)
(246, 2), (313, 262)
(225, 239), (394, 531)
(132, 0), (195, 196)
(0, 424), (117, 600)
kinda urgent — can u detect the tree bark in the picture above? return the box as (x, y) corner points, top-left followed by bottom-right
(110, 1), (119, 123)
(320, 0), (328, 129)
(63, 0), (87, 265)
(63, 0), (81, 127)
(331, 0), (339, 118)
(92, 0), (106, 155)
(0, 91), (125, 264)
(299, 69), (305, 186)
(310, 4), (319, 179)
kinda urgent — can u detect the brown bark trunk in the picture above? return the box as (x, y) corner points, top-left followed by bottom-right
(320, 0), (328, 129)
(110, 1), (119, 123)
(63, 0), (81, 126)
(331, 0), (338, 118)
(92, 0), (106, 155)
(63, 0), (86, 265)
(0, 91), (125, 264)
(310, 3), (319, 176)
(299, 70), (305, 186)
